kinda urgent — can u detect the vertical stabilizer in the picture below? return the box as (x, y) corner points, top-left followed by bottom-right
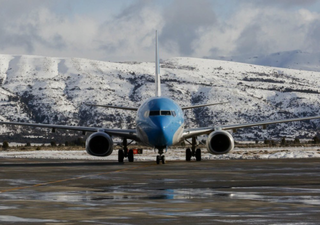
(155, 30), (161, 97)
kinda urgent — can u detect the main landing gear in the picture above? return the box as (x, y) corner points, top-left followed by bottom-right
(186, 137), (202, 162)
(156, 148), (166, 165)
(118, 148), (135, 163)
(118, 139), (135, 163)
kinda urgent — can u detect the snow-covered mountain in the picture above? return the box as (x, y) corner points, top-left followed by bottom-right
(218, 50), (320, 72)
(0, 54), (320, 141)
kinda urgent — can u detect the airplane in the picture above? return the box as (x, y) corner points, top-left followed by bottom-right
(1, 31), (320, 164)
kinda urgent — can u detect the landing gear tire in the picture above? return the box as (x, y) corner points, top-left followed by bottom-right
(161, 155), (166, 164)
(156, 155), (161, 164)
(186, 148), (191, 161)
(196, 148), (201, 161)
(118, 149), (124, 163)
(128, 149), (134, 162)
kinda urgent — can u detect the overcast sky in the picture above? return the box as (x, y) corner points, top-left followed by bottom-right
(1, 0), (320, 61)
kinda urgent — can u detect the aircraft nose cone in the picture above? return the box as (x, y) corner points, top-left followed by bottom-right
(150, 117), (173, 147)
(152, 116), (171, 130)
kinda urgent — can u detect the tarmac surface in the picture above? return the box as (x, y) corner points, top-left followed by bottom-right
(0, 158), (320, 224)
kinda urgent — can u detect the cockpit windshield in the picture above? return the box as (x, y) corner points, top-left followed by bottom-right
(149, 111), (176, 117)
(161, 111), (171, 116)
(149, 111), (160, 116)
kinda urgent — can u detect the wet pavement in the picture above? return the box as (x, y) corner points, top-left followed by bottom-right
(0, 158), (320, 224)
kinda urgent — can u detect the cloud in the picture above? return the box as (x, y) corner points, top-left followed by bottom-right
(231, 7), (320, 56)
(97, 0), (163, 61)
(96, 0), (217, 60)
(192, 4), (320, 59)
(0, 2), (100, 58)
(234, 24), (268, 56)
(0, 0), (53, 16)
(160, 0), (217, 56)
(249, 0), (317, 7)
(0, 4), (51, 54)
(305, 18), (320, 52)
(0, 0), (320, 62)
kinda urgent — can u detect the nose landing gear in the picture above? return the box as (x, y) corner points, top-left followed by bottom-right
(156, 148), (166, 164)
(156, 155), (166, 164)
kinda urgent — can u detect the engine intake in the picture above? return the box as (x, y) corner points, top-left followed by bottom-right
(206, 130), (234, 155)
(86, 132), (113, 157)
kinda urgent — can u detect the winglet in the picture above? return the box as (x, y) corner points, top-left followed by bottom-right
(155, 30), (161, 97)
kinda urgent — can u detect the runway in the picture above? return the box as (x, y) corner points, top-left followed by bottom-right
(0, 158), (320, 224)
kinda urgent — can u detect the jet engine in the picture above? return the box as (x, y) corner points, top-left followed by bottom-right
(206, 130), (234, 155)
(86, 132), (113, 157)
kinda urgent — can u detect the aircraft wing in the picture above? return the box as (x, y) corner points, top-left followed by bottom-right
(182, 115), (320, 139)
(84, 103), (138, 111)
(181, 102), (229, 110)
(0, 121), (140, 141)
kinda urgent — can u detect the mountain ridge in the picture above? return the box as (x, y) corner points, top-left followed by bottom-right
(0, 54), (319, 141)
(214, 50), (320, 72)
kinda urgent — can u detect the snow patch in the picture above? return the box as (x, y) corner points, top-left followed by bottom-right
(1, 147), (320, 161)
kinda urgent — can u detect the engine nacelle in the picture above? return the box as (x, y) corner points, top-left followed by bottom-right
(206, 130), (234, 155)
(86, 132), (113, 157)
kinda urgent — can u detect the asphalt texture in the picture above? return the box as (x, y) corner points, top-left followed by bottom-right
(0, 158), (320, 224)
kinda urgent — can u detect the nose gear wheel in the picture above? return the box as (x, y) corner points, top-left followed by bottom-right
(156, 148), (166, 164)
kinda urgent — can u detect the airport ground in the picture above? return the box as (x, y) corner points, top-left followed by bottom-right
(0, 157), (320, 224)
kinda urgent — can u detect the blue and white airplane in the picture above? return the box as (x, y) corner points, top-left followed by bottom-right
(2, 31), (320, 164)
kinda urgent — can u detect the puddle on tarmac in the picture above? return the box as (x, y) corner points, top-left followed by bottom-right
(0, 215), (61, 223)
(0, 179), (39, 186)
(1, 186), (320, 206)
(0, 206), (17, 210)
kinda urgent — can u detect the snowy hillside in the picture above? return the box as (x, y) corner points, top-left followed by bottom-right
(1, 147), (320, 161)
(0, 54), (320, 141)
(219, 50), (320, 72)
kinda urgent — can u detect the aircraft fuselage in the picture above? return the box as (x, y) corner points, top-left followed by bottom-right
(136, 97), (184, 149)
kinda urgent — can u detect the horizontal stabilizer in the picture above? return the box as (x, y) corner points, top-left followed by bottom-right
(84, 103), (138, 111)
(182, 102), (229, 110)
